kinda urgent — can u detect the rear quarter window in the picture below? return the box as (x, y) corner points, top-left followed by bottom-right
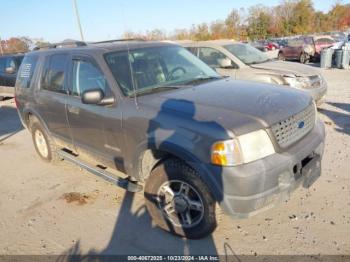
(16, 56), (39, 89)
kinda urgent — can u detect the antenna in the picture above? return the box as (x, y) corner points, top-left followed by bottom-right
(73, 0), (85, 41)
(120, 2), (138, 108)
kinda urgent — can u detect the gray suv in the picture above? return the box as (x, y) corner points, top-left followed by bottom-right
(15, 40), (325, 239)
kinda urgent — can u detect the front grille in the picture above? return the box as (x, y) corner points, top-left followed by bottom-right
(271, 103), (315, 148)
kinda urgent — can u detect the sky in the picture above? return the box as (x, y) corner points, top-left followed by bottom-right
(1, 0), (348, 42)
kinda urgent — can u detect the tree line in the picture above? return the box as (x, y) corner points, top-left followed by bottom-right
(125, 0), (350, 41)
(1, 0), (349, 55)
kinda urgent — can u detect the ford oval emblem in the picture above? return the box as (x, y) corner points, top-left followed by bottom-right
(298, 121), (305, 129)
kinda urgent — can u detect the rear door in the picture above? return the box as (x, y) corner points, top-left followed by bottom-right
(35, 53), (72, 144)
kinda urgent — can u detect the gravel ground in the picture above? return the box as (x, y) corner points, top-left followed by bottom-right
(0, 68), (349, 258)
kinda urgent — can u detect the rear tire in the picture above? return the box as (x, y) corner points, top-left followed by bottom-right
(299, 52), (309, 64)
(278, 52), (285, 60)
(30, 119), (59, 163)
(144, 158), (218, 239)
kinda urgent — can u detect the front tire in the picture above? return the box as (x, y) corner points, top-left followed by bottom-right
(144, 158), (218, 239)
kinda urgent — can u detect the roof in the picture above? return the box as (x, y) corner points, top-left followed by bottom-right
(0, 53), (25, 58)
(178, 39), (237, 47)
(30, 40), (178, 56)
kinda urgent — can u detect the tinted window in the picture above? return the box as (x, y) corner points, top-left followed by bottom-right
(16, 55), (39, 89)
(224, 44), (268, 65)
(0, 58), (5, 72)
(72, 60), (108, 97)
(41, 54), (68, 93)
(105, 46), (218, 97)
(198, 47), (230, 68)
(186, 47), (198, 56)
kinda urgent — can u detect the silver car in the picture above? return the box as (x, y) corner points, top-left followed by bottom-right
(181, 40), (327, 105)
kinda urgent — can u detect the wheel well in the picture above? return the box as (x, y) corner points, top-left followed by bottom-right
(25, 112), (33, 129)
(139, 149), (177, 180)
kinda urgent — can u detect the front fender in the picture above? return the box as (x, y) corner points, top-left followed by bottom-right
(131, 138), (224, 202)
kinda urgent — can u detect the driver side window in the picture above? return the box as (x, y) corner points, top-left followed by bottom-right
(72, 59), (108, 97)
(198, 47), (231, 68)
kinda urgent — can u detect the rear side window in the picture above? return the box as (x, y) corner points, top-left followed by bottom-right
(186, 47), (198, 56)
(72, 59), (108, 97)
(41, 54), (68, 93)
(16, 56), (39, 89)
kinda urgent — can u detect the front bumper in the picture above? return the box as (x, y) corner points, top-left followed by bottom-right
(302, 84), (327, 106)
(0, 85), (15, 97)
(204, 119), (325, 218)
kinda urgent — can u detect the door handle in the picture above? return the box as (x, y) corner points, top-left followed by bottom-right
(67, 105), (80, 115)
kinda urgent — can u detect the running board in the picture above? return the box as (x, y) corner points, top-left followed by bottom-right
(57, 149), (143, 193)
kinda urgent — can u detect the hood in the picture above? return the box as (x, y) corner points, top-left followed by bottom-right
(139, 78), (311, 136)
(249, 60), (320, 77)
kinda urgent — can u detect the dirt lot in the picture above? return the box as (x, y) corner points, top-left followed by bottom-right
(0, 68), (349, 257)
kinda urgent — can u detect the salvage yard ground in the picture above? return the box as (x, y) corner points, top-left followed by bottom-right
(0, 67), (349, 257)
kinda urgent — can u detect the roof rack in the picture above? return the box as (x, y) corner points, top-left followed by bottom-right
(33, 41), (87, 51)
(0, 51), (26, 56)
(92, 38), (145, 44)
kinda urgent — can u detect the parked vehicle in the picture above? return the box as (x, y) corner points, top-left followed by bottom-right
(16, 40), (325, 239)
(279, 36), (335, 63)
(312, 35), (336, 60)
(278, 37), (315, 63)
(251, 40), (279, 52)
(182, 40), (327, 105)
(0, 54), (24, 100)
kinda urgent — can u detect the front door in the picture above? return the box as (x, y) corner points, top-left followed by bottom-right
(197, 47), (237, 77)
(66, 55), (124, 168)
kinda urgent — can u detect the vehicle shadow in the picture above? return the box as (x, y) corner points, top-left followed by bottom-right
(318, 102), (350, 135)
(57, 99), (233, 260)
(0, 104), (24, 143)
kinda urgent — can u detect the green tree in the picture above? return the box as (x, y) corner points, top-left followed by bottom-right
(247, 5), (272, 40)
(290, 0), (315, 34)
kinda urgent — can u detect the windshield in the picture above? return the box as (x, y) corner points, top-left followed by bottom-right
(104, 45), (220, 97)
(224, 43), (269, 65)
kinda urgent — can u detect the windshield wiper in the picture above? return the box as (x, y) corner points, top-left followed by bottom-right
(129, 85), (179, 97)
(183, 76), (222, 86)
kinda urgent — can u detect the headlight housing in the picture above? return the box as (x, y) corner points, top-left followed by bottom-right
(211, 129), (275, 166)
(284, 76), (311, 89)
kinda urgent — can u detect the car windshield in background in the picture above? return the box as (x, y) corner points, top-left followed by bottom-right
(104, 46), (220, 97)
(224, 43), (270, 65)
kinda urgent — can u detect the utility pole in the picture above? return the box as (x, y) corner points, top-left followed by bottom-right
(72, 0), (85, 41)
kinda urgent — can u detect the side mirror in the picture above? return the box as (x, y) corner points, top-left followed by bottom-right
(5, 67), (16, 74)
(82, 88), (104, 105)
(81, 88), (114, 106)
(217, 58), (233, 68)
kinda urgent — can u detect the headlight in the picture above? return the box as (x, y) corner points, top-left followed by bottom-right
(284, 76), (311, 89)
(211, 130), (275, 166)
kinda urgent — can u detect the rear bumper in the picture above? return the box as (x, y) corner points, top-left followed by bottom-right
(202, 119), (325, 218)
(0, 85), (14, 97)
